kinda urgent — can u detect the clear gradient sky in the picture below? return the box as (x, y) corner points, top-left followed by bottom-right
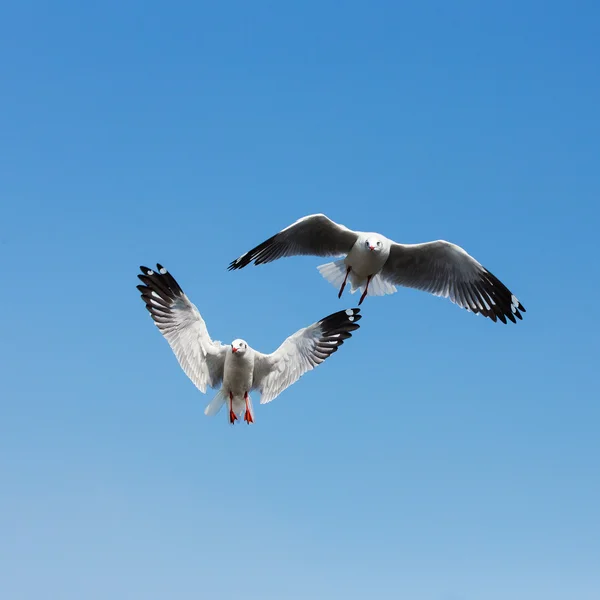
(1, 2), (599, 599)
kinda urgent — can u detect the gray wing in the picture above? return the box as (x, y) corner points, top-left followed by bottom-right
(252, 309), (362, 404)
(228, 214), (358, 270)
(381, 241), (525, 324)
(137, 264), (227, 392)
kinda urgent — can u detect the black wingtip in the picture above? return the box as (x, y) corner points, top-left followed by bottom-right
(319, 308), (362, 333)
(476, 269), (526, 325)
(308, 308), (362, 361)
(227, 250), (251, 271)
(137, 262), (185, 303)
(228, 257), (239, 271)
(227, 232), (286, 271)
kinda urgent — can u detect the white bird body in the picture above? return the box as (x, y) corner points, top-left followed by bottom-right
(137, 264), (362, 424)
(229, 213), (526, 324)
(184, 341), (257, 422)
(345, 234), (391, 277)
(315, 233), (397, 300)
(223, 345), (255, 397)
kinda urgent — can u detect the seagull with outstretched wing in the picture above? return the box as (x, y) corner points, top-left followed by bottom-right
(228, 214), (526, 324)
(137, 264), (362, 424)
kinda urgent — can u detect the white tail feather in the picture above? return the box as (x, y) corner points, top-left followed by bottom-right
(317, 261), (397, 298)
(231, 395), (245, 418)
(366, 273), (397, 297)
(349, 272), (396, 296)
(204, 391), (255, 423)
(317, 259), (348, 289)
(204, 389), (228, 417)
(349, 272), (362, 293)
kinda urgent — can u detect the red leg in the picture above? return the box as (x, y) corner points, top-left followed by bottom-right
(338, 266), (351, 299)
(244, 392), (254, 424)
(229, 392), (238, 424)
(358, 275), (372, 305)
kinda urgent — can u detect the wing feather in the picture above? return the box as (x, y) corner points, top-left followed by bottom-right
(252, 309), (362, 404)
(381, 241), (525, 324)
(137, 264), (227, 392)
(228, 214), (358, 270)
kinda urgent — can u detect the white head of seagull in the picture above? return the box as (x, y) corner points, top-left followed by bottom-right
(364, 236), (383, 253)
(231, 339), (248, 355)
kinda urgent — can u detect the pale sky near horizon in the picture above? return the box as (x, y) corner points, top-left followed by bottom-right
(1, 2), (599, 599)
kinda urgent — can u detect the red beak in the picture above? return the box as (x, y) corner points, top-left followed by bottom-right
(369, 246), (374, 251)
(232, 347), (238, 353)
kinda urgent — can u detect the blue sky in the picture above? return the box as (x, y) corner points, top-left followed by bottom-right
(1, 1), (599, 598)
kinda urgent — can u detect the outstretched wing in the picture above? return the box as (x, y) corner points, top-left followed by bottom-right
(381, 241), (525, 324)
(252, 309), (362, 404)
(137, 264), (228, 392)
(228, 214), (358, 270)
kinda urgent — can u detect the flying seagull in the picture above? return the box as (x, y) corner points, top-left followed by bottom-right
(137, 264), (362, 424)
(228, 213), (525, 324)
